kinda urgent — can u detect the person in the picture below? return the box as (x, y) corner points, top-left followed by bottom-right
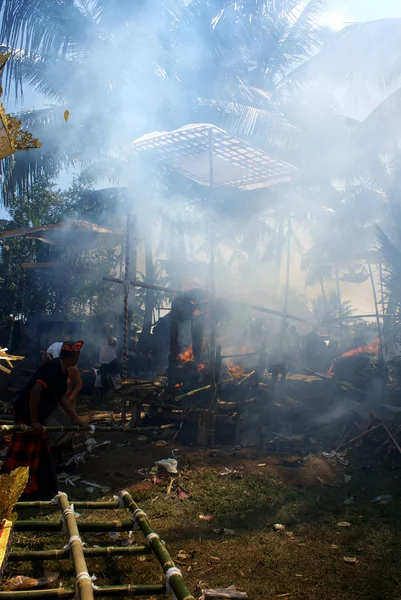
(46, 341), (82, 410)
(99, 324), (119, 391)
(289, 325), (301, 372)
(1, 341), (84, 499)
(305, 327), (325, 370)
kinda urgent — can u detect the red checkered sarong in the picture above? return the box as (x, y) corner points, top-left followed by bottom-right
(2, 428), (51, 494)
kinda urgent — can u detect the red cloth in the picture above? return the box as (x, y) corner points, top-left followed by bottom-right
(2, 428), (51, 494)
(61, 341), (83, 353)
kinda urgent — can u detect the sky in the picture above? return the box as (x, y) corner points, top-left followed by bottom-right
(325, 0), (401, 26)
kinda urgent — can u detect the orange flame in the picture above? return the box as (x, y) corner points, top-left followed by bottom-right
(227, 364), (245, 378)
(178, 346), (194, 363)
(338, 337), (379, 360)
(178, 345), (206, 371)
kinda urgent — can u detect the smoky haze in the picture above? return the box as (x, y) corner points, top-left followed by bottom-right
(1, 0), (398, 341)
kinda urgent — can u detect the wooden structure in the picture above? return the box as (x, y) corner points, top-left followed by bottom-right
(0, 491), (195, 599)
(126, 123), (297, 444)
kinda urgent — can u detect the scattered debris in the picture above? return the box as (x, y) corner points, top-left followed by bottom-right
(322, 451), (349, 466)
(137, 435), (147, 442)
(81, 480), (110, 493)
(176, 550), (190, 561)
(1, 572), (59, 591)
(273, 524), (286, 532)
(371, 495), (392, 505)
(219, 467), (238, 477)
(154, 458), (178, 474)
(200, 585), (248, 598)
(337, 522), (351, 528)
(213, 528), (236, 535)
(57, 472), (80, 486)
(176, 485), (192, 500)
(343, 496), (355, 505)
(257, 463), (266, 467)
(343, 557), (359, 564)
(199, 515), (214, 521)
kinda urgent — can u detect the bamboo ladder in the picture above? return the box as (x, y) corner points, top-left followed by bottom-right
(0, 491), (195, 600)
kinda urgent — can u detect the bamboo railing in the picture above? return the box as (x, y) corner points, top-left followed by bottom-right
(120, 490), (196, 600)
(58, 492), (94, 600)
(0, 423), (175, 434)
(0, 491), (195, 600)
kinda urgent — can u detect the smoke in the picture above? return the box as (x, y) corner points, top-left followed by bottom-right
(3, 0), (399, 359)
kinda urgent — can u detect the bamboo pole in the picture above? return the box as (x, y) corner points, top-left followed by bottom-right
(221, 352), (262, 359)
(334, 416), (394, 451)
(16, 500), (120, 509)
(368, 263), (384, 362)
(120, 491), (196, 600)
(236, 370), (256, 386)
(14, 520), (133, 532)
(103, 277), (307, 322)
(9, 545), (151, 561)
(175, 385), (211, 401)
(373, 415), (401, 455)
(0, 424), (175, 434)
(58, 492), (94, 600)
(0, 585), (166, 599)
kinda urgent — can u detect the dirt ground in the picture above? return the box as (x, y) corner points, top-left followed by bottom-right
(6, 424), (401, 600)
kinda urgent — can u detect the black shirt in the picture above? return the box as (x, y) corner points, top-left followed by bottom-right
(14, 359), (68, 424)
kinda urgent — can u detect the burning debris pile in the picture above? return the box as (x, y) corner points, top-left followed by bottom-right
(328, 338), (387, 393)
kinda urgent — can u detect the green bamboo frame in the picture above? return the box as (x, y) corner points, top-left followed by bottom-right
(120, 490), (196, 600)
(1, 491), (195, 599)
(9, 545), (151, 561)
(16, 501), (120, 509)
(0, 424), (175, 434)
(14, 520), (133, 532)
(0, 585), (166, 598)
(58, 492), (94, 600)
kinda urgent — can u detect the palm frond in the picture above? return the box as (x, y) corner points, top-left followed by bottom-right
(0, 0), (95, 95)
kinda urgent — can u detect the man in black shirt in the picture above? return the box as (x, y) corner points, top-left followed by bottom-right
(2, 341), (84, 499)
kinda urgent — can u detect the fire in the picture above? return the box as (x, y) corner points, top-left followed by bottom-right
(178, 345), (206, 371)
(178, 346), (194, 363)
(228, 364), (245, 378)
(329, 337), (379, 376)
(338, 338), (379, 360)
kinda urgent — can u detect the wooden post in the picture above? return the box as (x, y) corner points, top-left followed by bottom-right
(208, 129), (217, 447)
(368, 262), (384, 362)
(122, 214), (131, 382)
(379, 262), (385, 315)
(58, 492), (94, 600)
(279, 215), (291, 359)
(335, 267), (343, 347)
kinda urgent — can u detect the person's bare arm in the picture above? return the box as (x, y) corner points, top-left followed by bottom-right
(67, 366), (82, 400)
(29, 382), (45, 431)
(59, 395), (82, 426)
